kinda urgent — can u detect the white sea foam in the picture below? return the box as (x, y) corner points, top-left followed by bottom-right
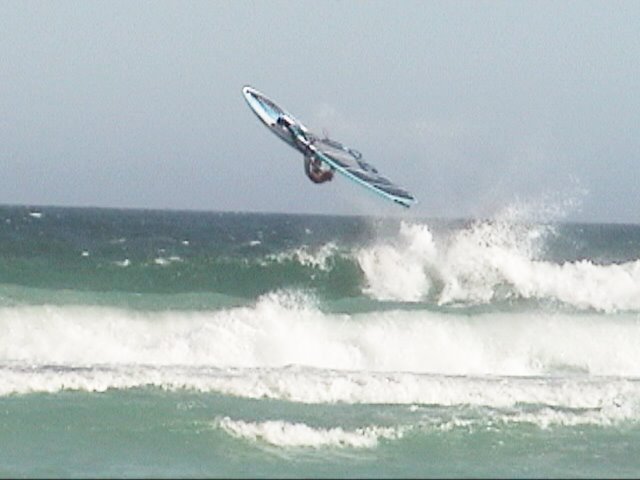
(414, 403), (637, 433)
(154, 256), (182, 266)
(2, 293), (640, 376)
(212, 406), (633, 450)
(356, 216), (640, 312)
(214, 417), (402, 448)
(3, 291), (640, 423)
(4, 364), (640, 424)
(357, 223), (436, 301)
(6, 364), (638, 433)
(265, 243), (340, 271)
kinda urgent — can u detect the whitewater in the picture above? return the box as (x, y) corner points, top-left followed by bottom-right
(1, 205), (640, 477)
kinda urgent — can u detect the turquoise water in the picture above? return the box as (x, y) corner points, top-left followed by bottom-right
(1, 205), (640, 477)
(4, 390), (640, 478)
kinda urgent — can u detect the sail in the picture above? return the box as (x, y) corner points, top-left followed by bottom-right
(312, 137), (417, 207)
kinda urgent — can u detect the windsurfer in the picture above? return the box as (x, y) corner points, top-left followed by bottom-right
(304, 155), (334, 184)
(277, 115), (333, 184)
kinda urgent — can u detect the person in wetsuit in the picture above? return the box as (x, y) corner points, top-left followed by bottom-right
(277, 115), (334, 184)
(304, 154), (334, 184)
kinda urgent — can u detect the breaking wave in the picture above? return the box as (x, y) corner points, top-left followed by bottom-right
(214, 417), (403, 449)
(4, 288), (640, 428)
(3, 291), (640, 376)
(211, 405), (638, 450)
(356, 218), (640, 312)
(2, 288), (640, 422)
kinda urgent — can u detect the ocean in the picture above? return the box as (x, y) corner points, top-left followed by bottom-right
(1, 204), (640, 478)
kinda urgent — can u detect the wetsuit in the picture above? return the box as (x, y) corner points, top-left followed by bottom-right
(304, 155), (334, 184)
(278, 116), (333, 184)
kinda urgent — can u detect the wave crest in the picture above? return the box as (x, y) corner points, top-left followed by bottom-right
(214, 417), (402, 449)
(3, 295), (640, 377)
(357, 217), (640, 312)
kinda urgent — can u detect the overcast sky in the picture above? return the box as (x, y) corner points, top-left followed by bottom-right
(1, 1), (639, 222)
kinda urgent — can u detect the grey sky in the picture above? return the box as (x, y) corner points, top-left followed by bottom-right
(1, 1), (639, 222)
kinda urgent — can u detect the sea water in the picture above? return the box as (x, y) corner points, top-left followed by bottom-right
(1, 205), (640, 478)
